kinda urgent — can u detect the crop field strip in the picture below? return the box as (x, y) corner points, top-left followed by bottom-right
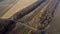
(0, 0), (18, 17)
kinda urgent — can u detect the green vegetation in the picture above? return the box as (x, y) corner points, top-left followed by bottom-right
(23, 28), (30, 34)
(57, 32), (60, 34)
